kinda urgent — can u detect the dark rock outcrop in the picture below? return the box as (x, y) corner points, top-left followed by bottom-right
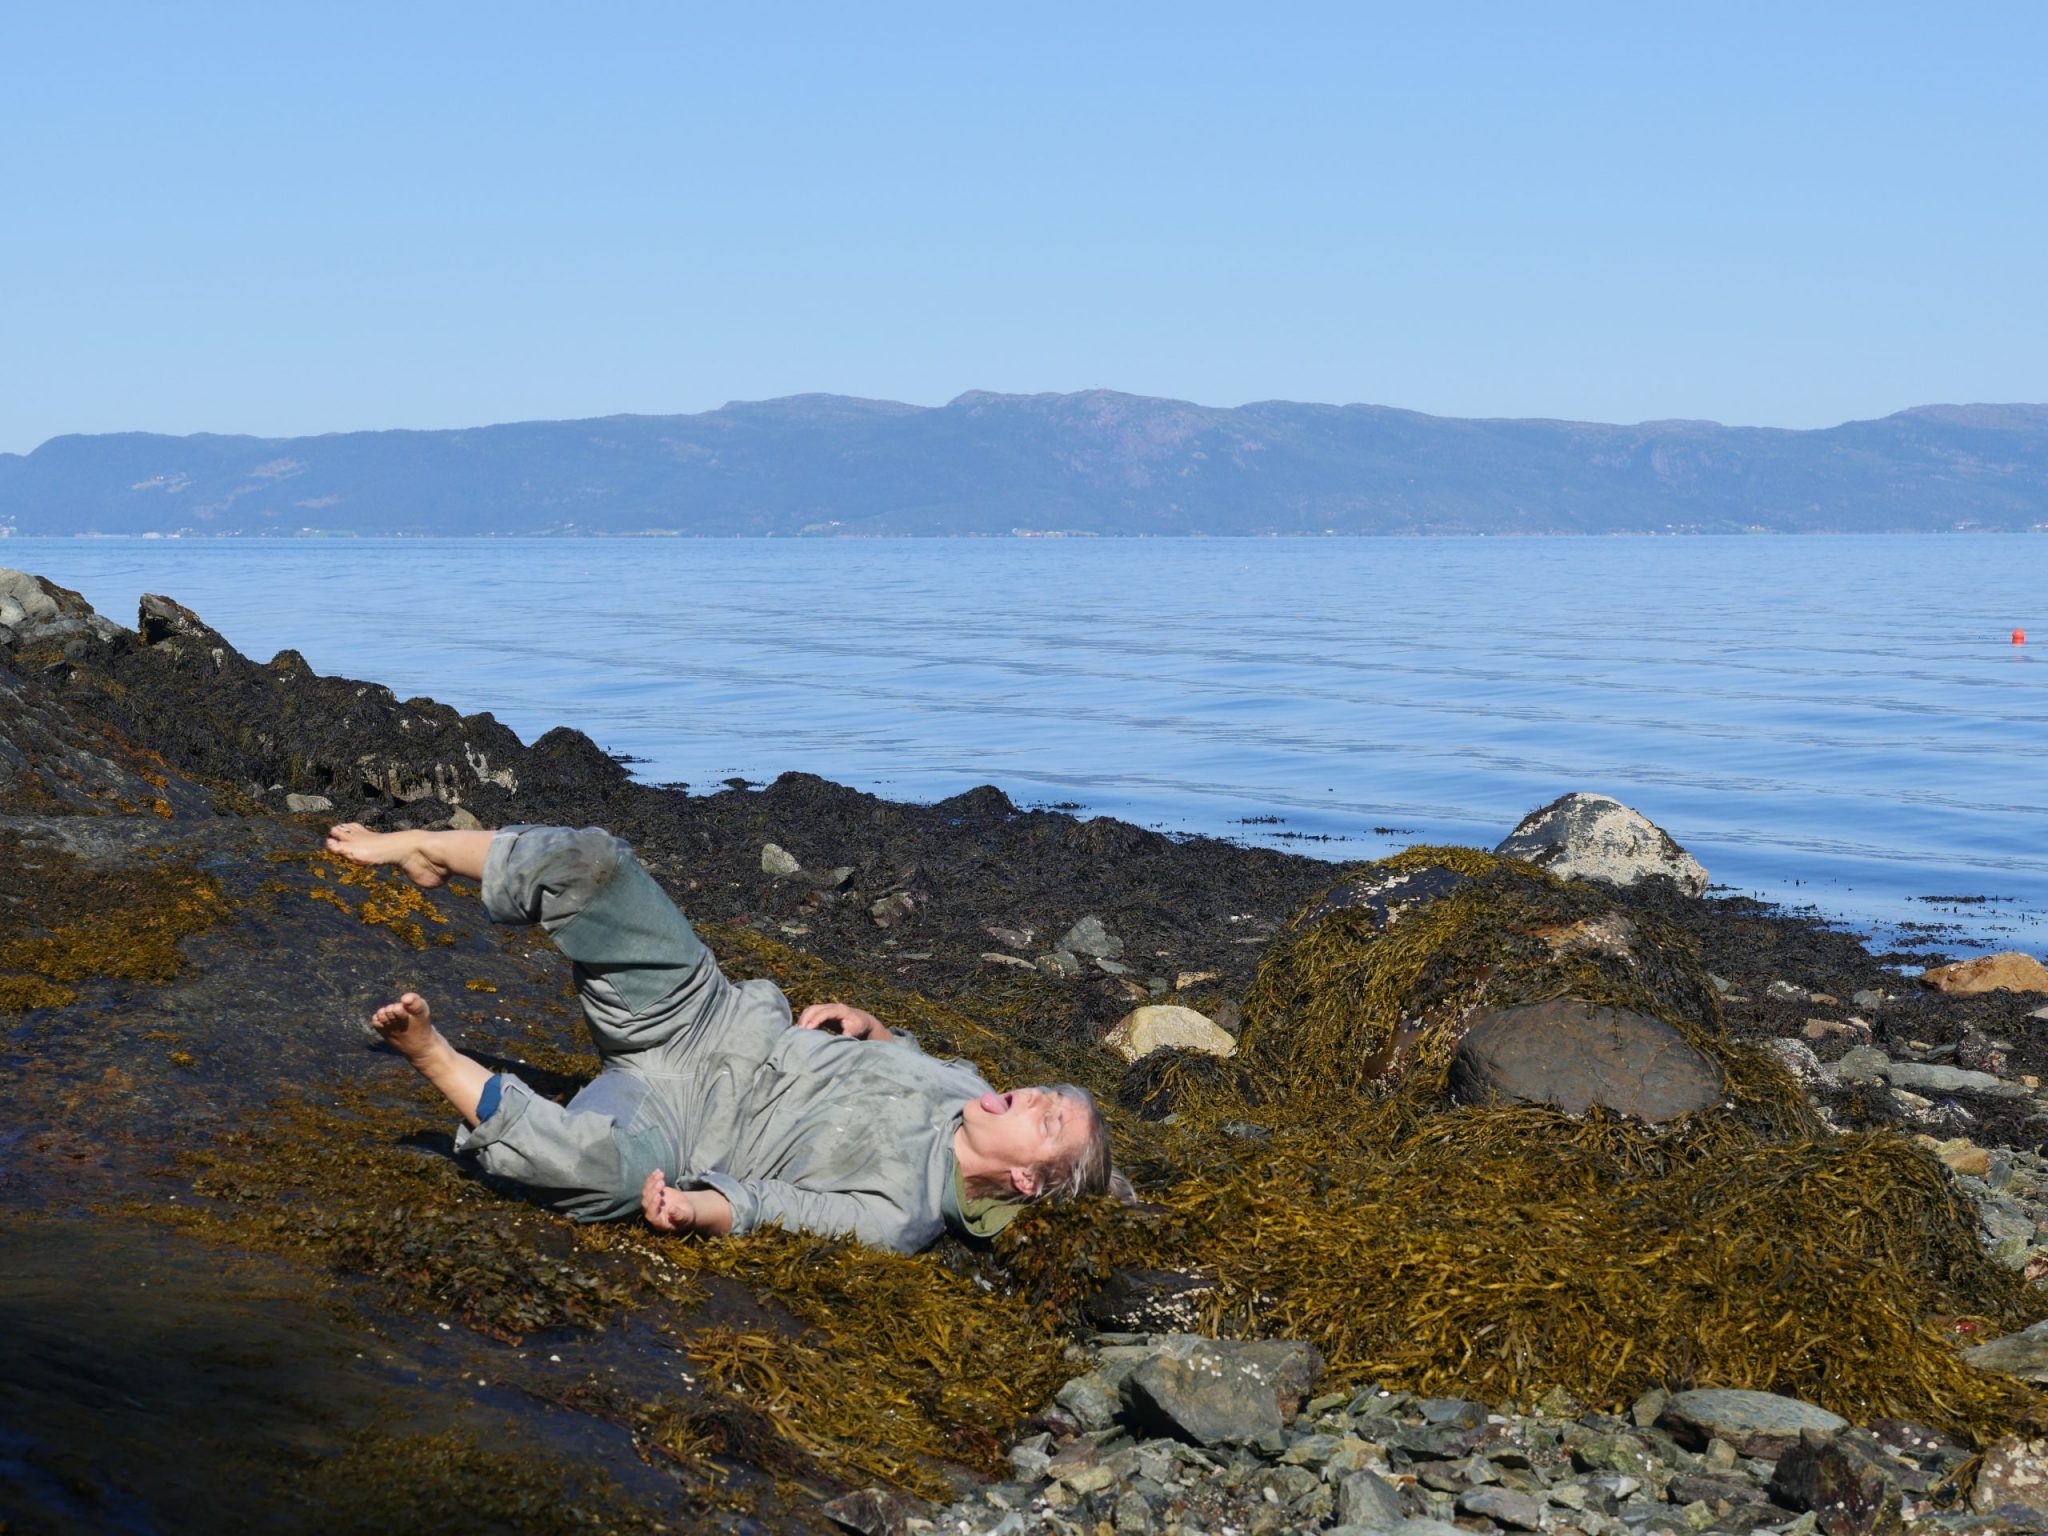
(2, 571), (629, 821)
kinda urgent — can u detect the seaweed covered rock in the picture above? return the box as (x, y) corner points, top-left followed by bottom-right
(1237, 847), (1745, 1121)
(0, 654), (217, 818)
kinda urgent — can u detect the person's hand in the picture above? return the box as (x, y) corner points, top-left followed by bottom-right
(794, 1002), (892, 1042)
(641, 1168), (697, 1232)
(640, 1170), (735, 1235)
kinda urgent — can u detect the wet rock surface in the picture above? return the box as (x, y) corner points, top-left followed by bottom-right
(7, 571), (2048, 1533)
(1294, 862), (1475, 930)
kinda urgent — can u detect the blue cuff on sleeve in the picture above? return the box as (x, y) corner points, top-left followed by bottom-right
(475, 1073), (504, 1124)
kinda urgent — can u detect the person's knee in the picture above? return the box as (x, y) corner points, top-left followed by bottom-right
(538, 826), (629, 893)
(489, 825), (631, 927)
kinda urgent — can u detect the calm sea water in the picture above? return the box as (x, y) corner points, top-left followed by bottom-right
(11, 534), (2046, 960)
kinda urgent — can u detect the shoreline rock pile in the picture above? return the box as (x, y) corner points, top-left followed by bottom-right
(894, 1346), (2048, 1536)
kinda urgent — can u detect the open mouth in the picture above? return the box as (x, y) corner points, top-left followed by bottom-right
(978, 1090), (1013, 1115)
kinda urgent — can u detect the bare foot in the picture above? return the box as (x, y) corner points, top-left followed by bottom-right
(363, 991), (493, 1125)
(368, 992), (442, 1061)
(326, 823), (448, 888)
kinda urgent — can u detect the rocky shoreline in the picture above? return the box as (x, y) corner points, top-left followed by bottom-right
(6, 565), (2048, 1536)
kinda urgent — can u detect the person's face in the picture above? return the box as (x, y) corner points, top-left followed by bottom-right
(958, 1086), (1091, 1197)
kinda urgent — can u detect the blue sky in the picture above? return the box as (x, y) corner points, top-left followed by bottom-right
(2, 2), (2042, 452)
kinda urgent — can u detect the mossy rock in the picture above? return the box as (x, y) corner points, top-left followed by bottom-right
(1236, 847), (1791, 1124)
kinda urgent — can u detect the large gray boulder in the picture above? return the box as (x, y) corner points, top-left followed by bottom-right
(1123, 1342), (1281, 1448)
(1495, 793), (1708, 896)
(0, 568), (123, 649)
(1448, 999), (1723, 1124)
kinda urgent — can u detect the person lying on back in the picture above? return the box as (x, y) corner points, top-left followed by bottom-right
(328, 821), (1112, 1252)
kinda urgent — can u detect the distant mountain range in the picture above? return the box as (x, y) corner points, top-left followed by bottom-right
(4, 391), (2046, 536)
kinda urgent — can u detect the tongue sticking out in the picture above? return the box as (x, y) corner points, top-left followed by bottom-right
(979, 1091), (1010, 1115)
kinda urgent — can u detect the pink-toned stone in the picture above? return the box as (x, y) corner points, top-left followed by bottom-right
(1915, 1135), (1992, 1178)
(1921, 952), (2048, 997)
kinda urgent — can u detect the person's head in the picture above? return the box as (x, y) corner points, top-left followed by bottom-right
(958, 1084), (1113, 1203)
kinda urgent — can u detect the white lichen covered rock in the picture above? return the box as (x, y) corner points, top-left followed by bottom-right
(1494, 792), (1708, 897)
(0, 568), (63, 626)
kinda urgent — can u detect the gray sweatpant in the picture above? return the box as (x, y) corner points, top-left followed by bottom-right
(454, 826), (984, 1249)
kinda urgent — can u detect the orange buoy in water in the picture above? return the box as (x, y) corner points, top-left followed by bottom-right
(2017, 629), (2028, 645)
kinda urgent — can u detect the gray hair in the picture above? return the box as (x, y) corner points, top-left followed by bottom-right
(1028, 1085), (1114, 1203)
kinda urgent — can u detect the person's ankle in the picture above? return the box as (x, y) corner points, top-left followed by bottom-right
(395, 1027), (451, 1066)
